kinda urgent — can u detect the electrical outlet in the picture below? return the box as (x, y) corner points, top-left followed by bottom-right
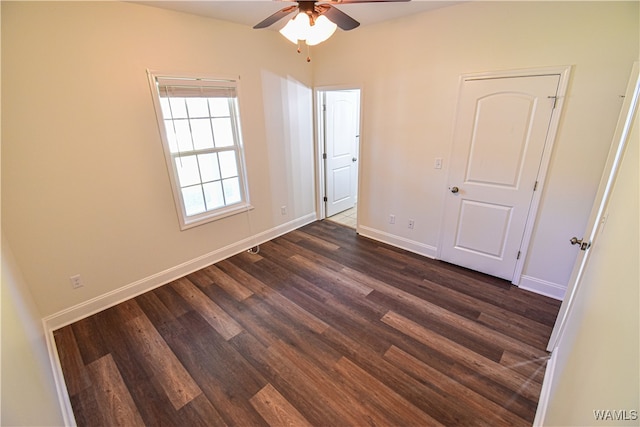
(70, 274), (83, 289)
(281, 206), (287, 216)
(435, 158), (443, 169)
(389, 214), (396, 224)
(408, 219), (415, 229)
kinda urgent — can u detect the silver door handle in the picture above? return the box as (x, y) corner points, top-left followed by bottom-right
(570, 237), (591, 251)
(450, 186), (459, 194)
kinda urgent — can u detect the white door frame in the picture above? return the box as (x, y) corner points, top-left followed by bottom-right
(314, 85), (363, 223)
(438, 65), (572, 284)
(546, 62), (639, 351)
(534, 62), (639, 426)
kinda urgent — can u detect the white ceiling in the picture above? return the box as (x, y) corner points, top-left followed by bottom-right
(133, 1), (458, 29)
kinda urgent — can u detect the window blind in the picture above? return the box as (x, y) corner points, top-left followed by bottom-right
(156, 77), (237, 98)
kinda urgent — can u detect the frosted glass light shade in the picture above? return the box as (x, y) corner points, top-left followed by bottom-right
(306, 15), (337, 46)
(279, 12), (311, 44)
(279, 13), (337, 46)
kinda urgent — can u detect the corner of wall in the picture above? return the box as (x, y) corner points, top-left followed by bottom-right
(1, 235), (67, 426)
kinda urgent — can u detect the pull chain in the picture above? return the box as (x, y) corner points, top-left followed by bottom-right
(292, 41), (311, 62)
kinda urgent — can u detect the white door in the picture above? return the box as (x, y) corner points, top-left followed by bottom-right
(546, 62), (639, 351)
(324, 90), (360, 217)
(440, 74), (560, 280)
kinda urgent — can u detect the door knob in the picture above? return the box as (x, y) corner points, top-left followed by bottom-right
(570, 237), (591, 251)
(352, 157), (358, 162)
(450, 186), (459, 194)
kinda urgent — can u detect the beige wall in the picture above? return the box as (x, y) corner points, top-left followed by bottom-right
(313, 1), (639, 297)
(2, 1), (639, 424)
(2, 1), (315, 318)
(542, 78), (639, 426)
(1, 236), (65, 425)
(4, 0), (636, 328)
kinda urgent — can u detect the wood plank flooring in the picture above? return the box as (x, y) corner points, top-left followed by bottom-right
(54, 220), (561, 426)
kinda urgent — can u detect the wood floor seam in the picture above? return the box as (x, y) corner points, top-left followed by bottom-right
(54, 220), (561, 426)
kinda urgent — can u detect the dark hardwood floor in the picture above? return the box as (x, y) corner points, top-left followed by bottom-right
(54, 220), (561, 426)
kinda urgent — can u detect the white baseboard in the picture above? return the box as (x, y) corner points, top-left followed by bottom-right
(44, 323), (78, 426)
(43, 213), (316, 426)
(533, 350), (558, 426)
(43, 213), (317, 332)
(43, 215), (563, 426)
(357, 225), (437, 259)
(518, 275), (566, 300)
(357, 226), (564, 301)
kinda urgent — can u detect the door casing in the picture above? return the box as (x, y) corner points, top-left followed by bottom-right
(546, 62), (639, 351)
(314, 86), (363, 223)
(438, 66), (572, 284)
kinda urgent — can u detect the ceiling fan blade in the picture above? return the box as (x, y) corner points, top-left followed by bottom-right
(253, 5), (298, 29)
(320, 5), (360, 30)
(327, 0), (411, 2)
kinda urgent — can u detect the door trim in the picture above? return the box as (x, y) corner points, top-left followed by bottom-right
(545, 62), (639, 351)
(313, 85), (363, 224)
(438, 65), (572, 284)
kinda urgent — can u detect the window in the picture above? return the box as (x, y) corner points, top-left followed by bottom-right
(148, 72), (250, 229)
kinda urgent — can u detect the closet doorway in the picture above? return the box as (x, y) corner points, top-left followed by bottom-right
(316, 88), (361, 229)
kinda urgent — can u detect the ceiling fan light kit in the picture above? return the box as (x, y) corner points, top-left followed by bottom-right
(279, 13), (337, 46)
(254, 0), (409, 61)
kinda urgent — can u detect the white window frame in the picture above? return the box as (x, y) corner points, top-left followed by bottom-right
(147, 70), (251, 230)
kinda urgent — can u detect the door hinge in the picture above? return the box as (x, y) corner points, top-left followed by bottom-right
(322, 153), (327, 160)
(323, 104), (327, 112)
(548, 95), (559, 109)
(533, 181), (538, 191)
(517, 251), (521, 260)
(323, 196), (328, 202)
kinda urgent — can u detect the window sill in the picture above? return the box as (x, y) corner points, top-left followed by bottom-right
(180, 203), (254, 231)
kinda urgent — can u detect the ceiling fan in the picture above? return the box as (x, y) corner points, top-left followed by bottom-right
(254, 0), (410, 60)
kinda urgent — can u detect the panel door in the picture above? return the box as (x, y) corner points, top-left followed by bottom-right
(325, 90), (360, 217)
(440, 74), (560, 280)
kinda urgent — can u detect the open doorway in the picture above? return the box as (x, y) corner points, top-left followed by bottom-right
(316, 88), (361, 229)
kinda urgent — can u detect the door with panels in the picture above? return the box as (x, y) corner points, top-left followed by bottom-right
(324, 89), (360, 218)
(440, 72), (563, 281)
